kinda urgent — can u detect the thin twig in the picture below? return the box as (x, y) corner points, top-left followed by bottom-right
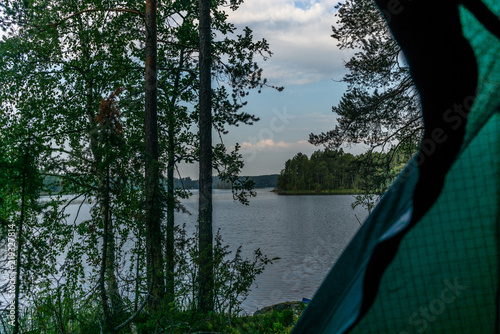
(354, 214), (362, 226)
(113, 287), (151, 332)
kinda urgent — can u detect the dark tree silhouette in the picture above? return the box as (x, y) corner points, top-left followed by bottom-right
(198, 0), (214, 313)
(144, 0), (166, 312)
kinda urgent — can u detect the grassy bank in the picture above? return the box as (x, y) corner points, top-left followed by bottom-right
(46, 304), (306, 334)
(274, 189), (365, 195)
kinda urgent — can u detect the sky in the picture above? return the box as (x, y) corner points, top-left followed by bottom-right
(180, 0), (362, 179)
(1, 0), (361, 179)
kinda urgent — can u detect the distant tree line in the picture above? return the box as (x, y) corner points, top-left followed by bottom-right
(214, 174), (278, 189)
(246, 174), (279, 188)
(42, 174), (279, 193)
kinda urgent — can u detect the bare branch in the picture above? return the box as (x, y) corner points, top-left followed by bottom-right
(113, 290), (150, 332)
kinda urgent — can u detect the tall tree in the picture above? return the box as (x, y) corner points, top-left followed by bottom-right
(144, 0), (166, 312)
(0, 72), (72, 333)
(1, 0), (281, 327)
(157, 5), (199, 304)
(0, 2), (145, 330)
(309, 0), (420, 203)
(154, 0), (282, 306)
(11, 136), (38, 334)
(198, 0), (213, 313)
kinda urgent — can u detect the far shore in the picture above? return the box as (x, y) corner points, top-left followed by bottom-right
(272, 189), (365, 195)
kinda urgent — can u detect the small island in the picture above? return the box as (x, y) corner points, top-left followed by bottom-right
(276, 149), (404, 196)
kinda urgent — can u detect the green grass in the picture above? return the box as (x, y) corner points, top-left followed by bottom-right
(11, 305), (305, 334)
(143, 306), (305, 334)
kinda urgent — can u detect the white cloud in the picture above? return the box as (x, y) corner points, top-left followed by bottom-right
(225, 0), (347, 86)
(239, 139), (315, 153)
(236, 138), (320, 175)
(227, 0), (335, 25)
(299, 112), (338, 122)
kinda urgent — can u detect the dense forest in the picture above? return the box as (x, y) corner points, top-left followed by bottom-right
(277, 150), (359, 192)
(176, 175), (278, 189)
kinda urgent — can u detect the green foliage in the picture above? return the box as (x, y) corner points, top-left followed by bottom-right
(277, 148), (407, 211)
(228, 308), (302, 334)
(0, 0), (281, 330)
(307, 0), (419, 209)
(277, 149), (358, 192)
(212, 231), (276, 315)
(311, 0), (421, 151)
(129, 225), (277, 333)
(172, 225), (276, 314)
(131, 307), (302, 334)
(214, 143), (256, 205)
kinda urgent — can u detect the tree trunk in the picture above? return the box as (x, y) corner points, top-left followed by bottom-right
(198, 0), (214, 313)
(12, 148), (27, 334)
(84, 78), (122, 329)
(134, 226), (142, 312)
(98, 162), (114, 333)
(165, 47), (186, 306)
(103, 165), (123, 318)
(166, 129), (175, 305)
(144, 0), (165, 311)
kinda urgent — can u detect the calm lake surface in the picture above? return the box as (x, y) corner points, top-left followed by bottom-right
(175, 188), (368, 312)
(34, 188), (368, 314)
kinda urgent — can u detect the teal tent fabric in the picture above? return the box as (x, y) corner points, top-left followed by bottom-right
(350, 111), (499, 333)
(291, 1), (499, 333)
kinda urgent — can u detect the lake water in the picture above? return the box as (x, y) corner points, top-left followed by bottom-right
(3, 188), (367, 314)
(175, 188), (368, 312)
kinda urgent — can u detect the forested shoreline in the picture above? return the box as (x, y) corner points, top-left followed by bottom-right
(276, 149), (406, 197)
(41, 175), (279, 194)
(275, 189), (365, 195)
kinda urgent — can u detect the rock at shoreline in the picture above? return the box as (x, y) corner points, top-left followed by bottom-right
(253, 301), (304, 316)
